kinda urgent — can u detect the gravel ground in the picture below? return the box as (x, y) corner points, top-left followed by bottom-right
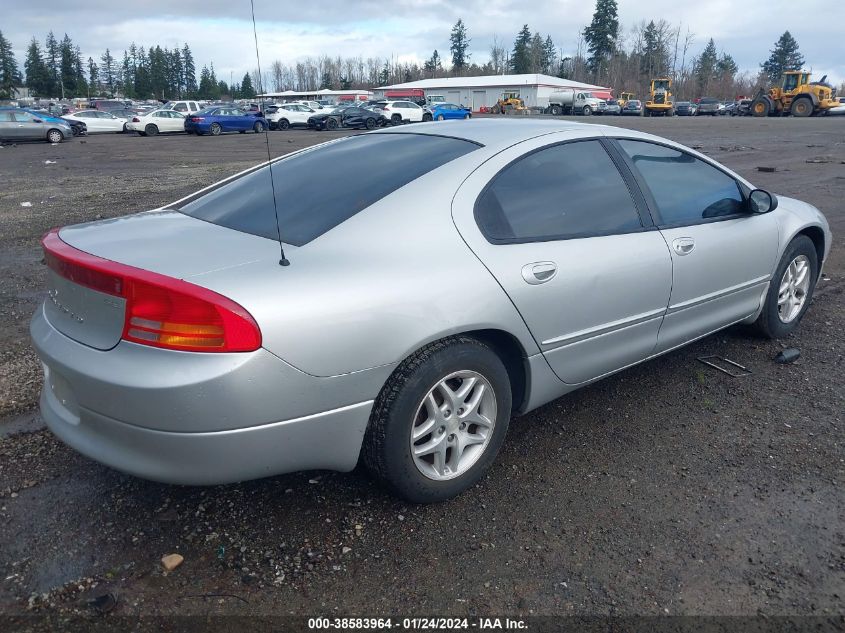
(0, 116), (843, 621)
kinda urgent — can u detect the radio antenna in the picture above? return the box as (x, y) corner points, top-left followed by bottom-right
(249, 0), (289, 266)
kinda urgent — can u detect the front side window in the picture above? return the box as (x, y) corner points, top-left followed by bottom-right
(14, 111), (36, 122)
(0, 111), (13, 122)
(475, 140), (642, 243)
(175, 133), (479, 246)
(617, 140), (745, 225)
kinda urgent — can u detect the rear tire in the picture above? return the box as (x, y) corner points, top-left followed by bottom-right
(422, 113), (432, 122)
(362, 336), (512, 503)
(253, 121), (265, 133)
(278, 118), (290, 130)
(753, 236), (818, 339)
(145, 124), (158, 136)
(550, 105), (562, 116)
(210, 123), (222, 136)
(436, 114), (445, 121)
(790, 97), (813, 117)
(391, 114), (402, 126)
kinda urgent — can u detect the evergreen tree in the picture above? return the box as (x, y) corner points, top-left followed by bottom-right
(449, 19), (470, 73)
(182, 44), (197, 97)
(510, 24), (532, 73)
(45, 31), (60, 96)
(529, 32), (544, 73)
(583, 0), (619, 79)
(424, 50), (442, 77)
(694, 38), (718, 95)
(134, 46), (151, 98)
(378, 61), (389, 85)
(241, 72), (256, 97)
(640, 20), (668, 79)
(339, 75), (352, 90)
(541, 35), (557, 75)
(761, 31), (804, 84)
(717, 53), (738, 79)
(58, 34), (76, 97)
(198, 65), (214, 99)
(217, 80), (229, 98)
(100, 48), (117, 96)
(87, 57), (98, 96)
(120, 50), (132, 98)
(24, 38), (50, 96)
(0, 30), (22, 99)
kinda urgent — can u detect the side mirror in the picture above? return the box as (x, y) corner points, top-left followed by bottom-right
(749, 189), (778, 214)
(33, 118), (43, 123)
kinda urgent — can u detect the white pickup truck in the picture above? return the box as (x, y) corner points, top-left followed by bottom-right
(547, 91), (607, 116)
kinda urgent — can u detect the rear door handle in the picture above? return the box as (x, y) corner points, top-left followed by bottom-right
(672, 237), (695, 255)
(522, 261), (557, 285)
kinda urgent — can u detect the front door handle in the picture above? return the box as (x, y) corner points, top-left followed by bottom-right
(672, 237), (695, 256)
(522, 261), (557, 285)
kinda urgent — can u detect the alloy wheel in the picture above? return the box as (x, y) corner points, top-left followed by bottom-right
(410, 370), (497, 481)
(777, 255), (811, 323)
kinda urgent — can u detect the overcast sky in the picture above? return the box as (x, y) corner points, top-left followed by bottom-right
(6, 0), (844, 88)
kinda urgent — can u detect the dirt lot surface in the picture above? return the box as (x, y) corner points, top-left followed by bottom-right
(0, 117), (843, 622)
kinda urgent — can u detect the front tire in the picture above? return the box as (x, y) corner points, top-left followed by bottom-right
(582, 105), (592, 116)
(436, 114), (445, 121)
(790, 97), (813, 118)
(46, 129), (63, 144)
(362, 336), (512, 503)
(364, 117), (377, 130)
(753, 236), (818, 338)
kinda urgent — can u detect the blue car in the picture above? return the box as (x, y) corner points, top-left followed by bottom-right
(430, 103), (472, 121)
(184, 106), (268, 136)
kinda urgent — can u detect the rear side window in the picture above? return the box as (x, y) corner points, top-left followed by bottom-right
(618, 140), (745, 225)
(175, 133), (479, 246)
(475, 140), (642, 243)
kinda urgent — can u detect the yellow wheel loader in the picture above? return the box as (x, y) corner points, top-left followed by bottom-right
(751, 71), (838, 117)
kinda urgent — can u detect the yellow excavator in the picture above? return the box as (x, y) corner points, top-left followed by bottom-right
(617, 92), (635, 108)
(644, 78), (674, 117)
(491, 91), (527, 114)
(751, 70), (839, 117)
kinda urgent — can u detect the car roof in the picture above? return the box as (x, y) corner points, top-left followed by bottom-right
(373, 118), (595, 150)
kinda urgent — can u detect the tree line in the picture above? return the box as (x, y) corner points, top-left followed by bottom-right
(0, 31), (258, 101)
(0, 7), (839, 103)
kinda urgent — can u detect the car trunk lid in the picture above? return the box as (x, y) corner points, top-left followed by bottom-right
(43, 210), (282, 351)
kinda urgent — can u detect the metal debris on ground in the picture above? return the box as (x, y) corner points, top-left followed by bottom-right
(774, 348), (801, 364)
(757, 166), (777, 172)
(697, 355), (753, 377)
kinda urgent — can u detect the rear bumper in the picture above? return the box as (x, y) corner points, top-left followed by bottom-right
(31, 305), (375, 484)
(40, 381), (372, 485)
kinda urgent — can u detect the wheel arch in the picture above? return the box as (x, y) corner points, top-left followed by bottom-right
(796, 225), (826, 269)
(460, 328), (529, 415)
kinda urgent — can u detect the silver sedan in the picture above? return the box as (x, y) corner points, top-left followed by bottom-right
(31, 120), (831, 502)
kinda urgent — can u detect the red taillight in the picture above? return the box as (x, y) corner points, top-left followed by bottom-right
(190, 116), (203, 122)
(132, 117), (140, 122)
(42, 229), (261, 353)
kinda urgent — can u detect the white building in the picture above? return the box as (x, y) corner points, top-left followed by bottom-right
(257, 88), (373, 104)
(374, 74), (612, 111)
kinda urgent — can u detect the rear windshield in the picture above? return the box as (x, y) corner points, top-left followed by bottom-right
(173, 133), (479, 246)
(700, 98), (718, 104)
